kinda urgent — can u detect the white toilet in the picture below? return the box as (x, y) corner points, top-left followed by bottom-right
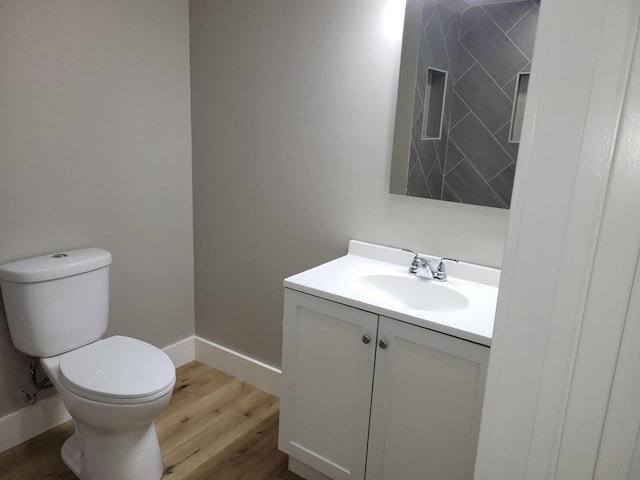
(0, 248), (176, 480)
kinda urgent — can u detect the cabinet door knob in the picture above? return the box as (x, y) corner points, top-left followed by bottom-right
(378, 339), (388, 349)
(362, 335), (371, 345)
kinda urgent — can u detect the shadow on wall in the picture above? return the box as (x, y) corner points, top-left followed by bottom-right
(0, 295), (53, 418)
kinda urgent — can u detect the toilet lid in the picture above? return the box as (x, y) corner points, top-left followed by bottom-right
(59, 336), (175, 402)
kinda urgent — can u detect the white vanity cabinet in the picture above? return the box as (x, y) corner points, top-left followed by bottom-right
(279, 289), (490, 480)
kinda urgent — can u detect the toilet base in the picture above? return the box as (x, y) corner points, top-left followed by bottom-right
(61, 430), (83, 477)
(60, 421), (164, 480)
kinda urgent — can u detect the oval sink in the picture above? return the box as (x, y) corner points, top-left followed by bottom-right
(349, 273), (469, 312)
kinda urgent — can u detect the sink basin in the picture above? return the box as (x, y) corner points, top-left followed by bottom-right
(284, 240), (500, 345)
(348, 272), (469, 312)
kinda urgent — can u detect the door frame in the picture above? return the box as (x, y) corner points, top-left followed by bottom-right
(475, 0), (640, 478)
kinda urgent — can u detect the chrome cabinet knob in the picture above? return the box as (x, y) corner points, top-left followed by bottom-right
(362, 335), (371, 345)
(378, 339), (388, 349)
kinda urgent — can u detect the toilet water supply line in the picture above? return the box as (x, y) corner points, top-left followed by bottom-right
(19, 358), (53, 404)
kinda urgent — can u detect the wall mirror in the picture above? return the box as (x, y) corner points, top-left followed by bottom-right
(389, 0), (540, 208)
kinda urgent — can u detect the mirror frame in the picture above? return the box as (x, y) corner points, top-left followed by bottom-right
(390, 0), (424, 195)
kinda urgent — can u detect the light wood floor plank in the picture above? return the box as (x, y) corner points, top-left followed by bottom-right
(0, 361), (301, 480)
(161, 390), (279, 477)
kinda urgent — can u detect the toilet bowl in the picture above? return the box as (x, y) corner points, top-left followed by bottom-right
(0, 248), (176, 480)
(40, 336), (176, 480)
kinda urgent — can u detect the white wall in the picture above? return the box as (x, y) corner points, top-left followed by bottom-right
(0, 0), (194, 418)
(475, 0), (640, 477)
(190, 0), (509, 367)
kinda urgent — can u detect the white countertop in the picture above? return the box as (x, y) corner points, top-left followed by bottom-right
(284, 240), (499, 346)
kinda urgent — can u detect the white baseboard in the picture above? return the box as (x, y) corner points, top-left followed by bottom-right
(0, 394), (72, 454)
(194, 336), (281, 396)
(0, 334), (280, 453)
(163, 335), (196, 368)
(163, 334), (281, 396)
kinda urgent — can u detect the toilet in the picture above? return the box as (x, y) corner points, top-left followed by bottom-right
(0, 248), (176, 480)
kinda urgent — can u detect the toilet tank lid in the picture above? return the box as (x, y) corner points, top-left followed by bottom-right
(0, 248), (112, 283)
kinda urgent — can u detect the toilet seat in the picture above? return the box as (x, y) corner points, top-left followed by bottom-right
(59, 335), (176, 405)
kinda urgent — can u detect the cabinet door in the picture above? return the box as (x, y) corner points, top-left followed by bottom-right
(366, 317), (489, 480)
(279, 290), (378, 480)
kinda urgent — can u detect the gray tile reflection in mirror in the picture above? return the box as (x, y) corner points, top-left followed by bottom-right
(404, 0), (539, 209)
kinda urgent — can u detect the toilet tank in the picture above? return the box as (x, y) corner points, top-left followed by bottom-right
(0, 248), (112, 357)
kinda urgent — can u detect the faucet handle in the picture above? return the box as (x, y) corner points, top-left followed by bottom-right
(402, 249), (421, 273)
(402, 249), (426, 274)
(435, 257), (458, 281)
(438, 257), (459, 266)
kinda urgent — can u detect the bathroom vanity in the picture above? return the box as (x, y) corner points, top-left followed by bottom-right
(278, 241), (499, 480)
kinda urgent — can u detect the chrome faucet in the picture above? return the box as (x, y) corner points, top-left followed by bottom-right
(402, 249), (459, 281)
